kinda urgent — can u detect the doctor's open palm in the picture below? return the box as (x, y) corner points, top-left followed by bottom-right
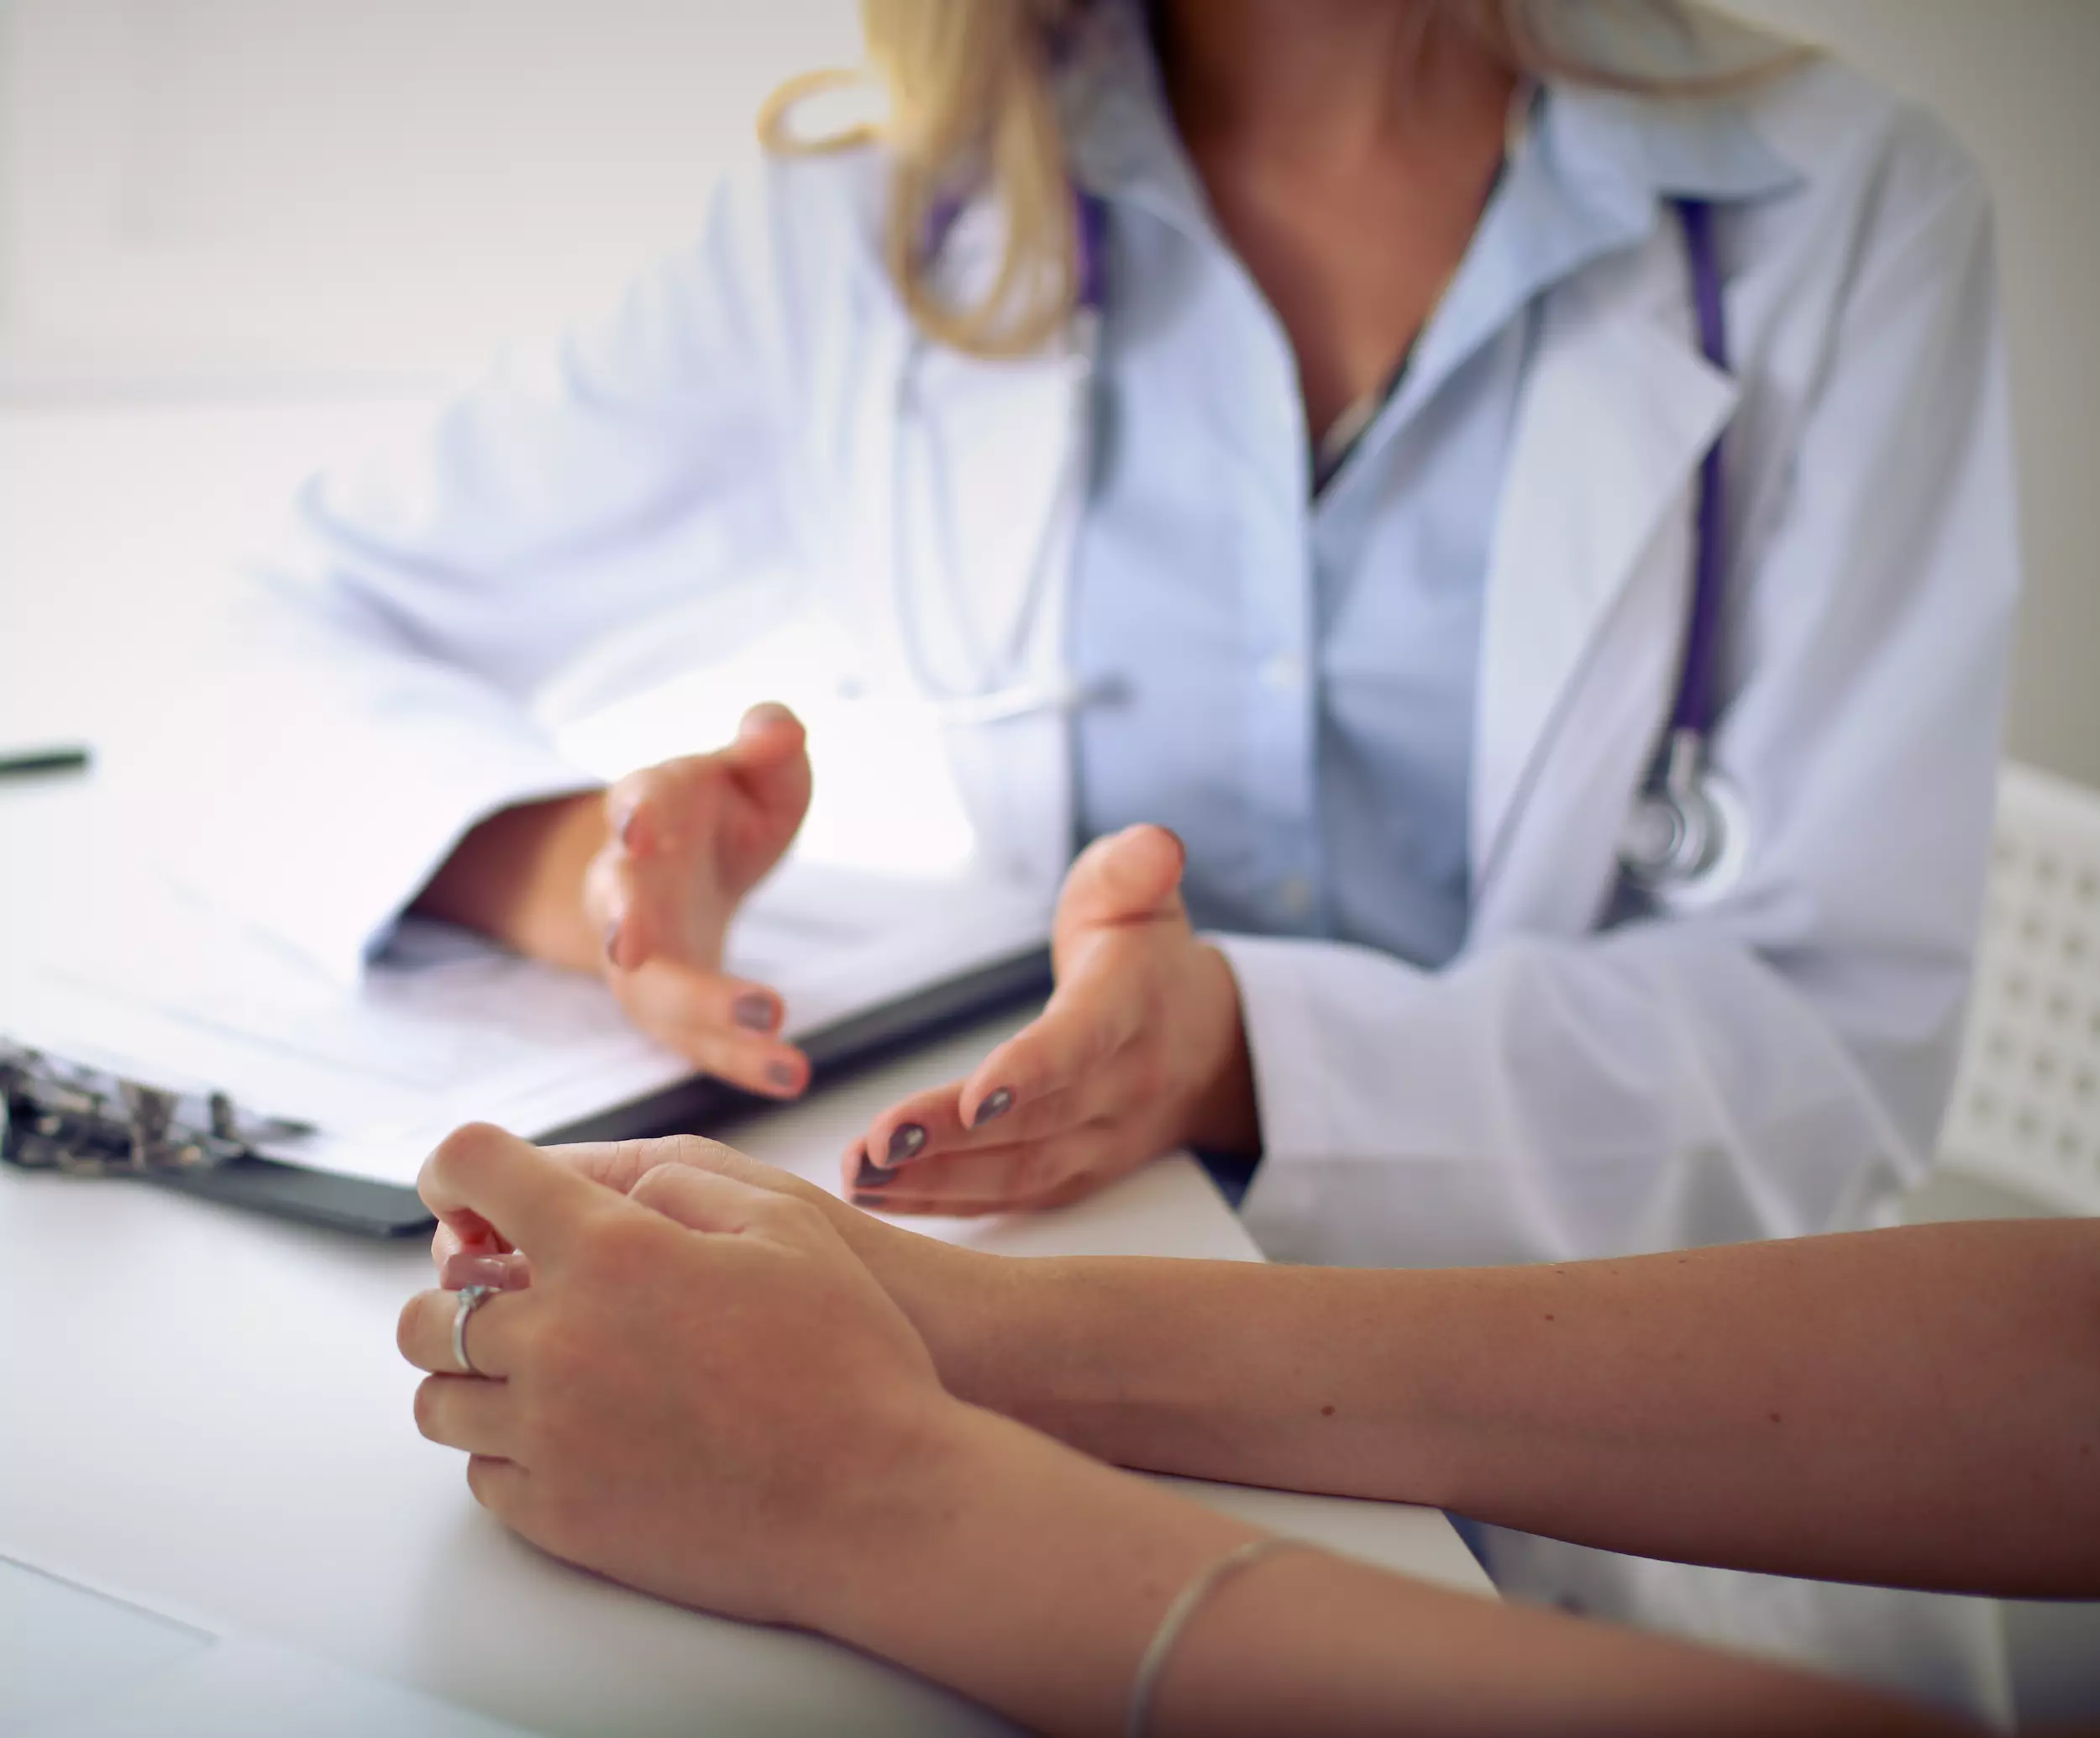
(844, 824), (1260, 1215)
(417, 702), (815, 1100)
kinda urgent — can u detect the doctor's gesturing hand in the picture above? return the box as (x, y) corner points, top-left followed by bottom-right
(416, 703), (814, 1100)
(842, 825), (1261, 1216)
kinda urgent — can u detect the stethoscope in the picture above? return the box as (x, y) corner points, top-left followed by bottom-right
(1616, 197), (1750, 906)
(888, 194), (1112, 730)
(897, 188), (1743, 902)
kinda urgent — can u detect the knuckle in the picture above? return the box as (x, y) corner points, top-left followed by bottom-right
(433, 1120), (507, 1179)
(753, 1192), (825, 1240)
(625, 1164), (682, 1213)
(668, 1133), (739, 1173)
(396, 1295), (429, 1363)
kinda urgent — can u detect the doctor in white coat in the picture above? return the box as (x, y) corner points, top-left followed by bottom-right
(165, 0), (2019, 1714)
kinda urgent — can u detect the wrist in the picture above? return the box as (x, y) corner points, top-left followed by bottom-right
(864, 1231), (1044, 1415)
(415, 791), (606, 970)
(790, 1394), (1002, 1641)
(807, 1399), (1258, 1734)
(1180, 944), (1259, 1155)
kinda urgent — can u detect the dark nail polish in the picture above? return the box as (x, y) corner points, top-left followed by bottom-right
(886, 1124), (927, 1165)
(973, 1088), (1014, 1127)
(603, 921), (621, 968)
(733, 993), (777, 1032)
(766, 1060), (799, 1093)
(853, 1154), (893, 1189)
(849, 1194), (888, 1210)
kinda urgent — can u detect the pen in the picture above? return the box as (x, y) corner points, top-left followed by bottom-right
(0, 745), (92, 781)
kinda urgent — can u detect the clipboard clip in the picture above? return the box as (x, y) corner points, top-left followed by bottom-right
(0, 1040), (309, 1178)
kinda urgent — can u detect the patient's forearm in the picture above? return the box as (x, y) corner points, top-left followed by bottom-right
(959, 1221), (2100, 1598)
(839, 1406), (1953, 1738)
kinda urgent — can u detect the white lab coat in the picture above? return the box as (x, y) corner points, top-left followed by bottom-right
(158, 53), (2018, 1715)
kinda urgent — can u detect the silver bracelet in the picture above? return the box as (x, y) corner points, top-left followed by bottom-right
(1126, 1536), (1303, 1738)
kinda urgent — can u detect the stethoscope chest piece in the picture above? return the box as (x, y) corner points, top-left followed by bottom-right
(1618, 729), (1751, 910)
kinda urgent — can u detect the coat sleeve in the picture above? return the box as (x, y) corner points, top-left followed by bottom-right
(1223, 148), (2023, 1268)
(142, 158), (835, 982)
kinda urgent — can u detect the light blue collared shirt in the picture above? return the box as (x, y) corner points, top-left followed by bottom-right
(1065, 24), (1794, 968)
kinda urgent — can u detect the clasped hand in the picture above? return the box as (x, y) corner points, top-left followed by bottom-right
(396, 1126), (977, 1631)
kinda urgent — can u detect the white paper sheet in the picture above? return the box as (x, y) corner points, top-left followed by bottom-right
(2, 840), (1047, 1186)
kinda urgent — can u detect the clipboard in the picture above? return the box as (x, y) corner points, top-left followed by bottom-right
(3, 943), (1049, 1237)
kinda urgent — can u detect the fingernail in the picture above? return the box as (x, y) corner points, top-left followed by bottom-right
(973, 1088), (1014, 1127)
(740, 701), (792, 738)
(603, 921), (622, 968)
(733, 992), (778, 1032)
(849, 1194), (888, 1210)
(443, 1253), (516, 1291)
(853, 1154), (893, 1189)
(886, 1123), (927, 1165)
(767, 1060), (800, 1093)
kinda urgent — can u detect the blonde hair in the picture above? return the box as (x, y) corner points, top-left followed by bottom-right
(757, 1), (1804, 360)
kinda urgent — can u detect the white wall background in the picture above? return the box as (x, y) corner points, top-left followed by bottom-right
(1719, 0), (2100, 795)
(0, 0), (864, 391)
(0, 0), (2092, 785)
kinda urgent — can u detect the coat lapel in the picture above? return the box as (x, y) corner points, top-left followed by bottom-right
(1469, 239), (1740, 938)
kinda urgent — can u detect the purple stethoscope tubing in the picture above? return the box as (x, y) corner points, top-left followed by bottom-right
(1673, 197), (1728, 744)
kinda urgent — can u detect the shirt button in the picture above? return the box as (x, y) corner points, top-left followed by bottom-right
(1277, 876), (1313, 918)
(1259, 654), (1305, 696)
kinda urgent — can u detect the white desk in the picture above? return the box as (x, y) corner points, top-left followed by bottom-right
(0, 1025), (1488, 1737)
(0, 402), (1488, 1735)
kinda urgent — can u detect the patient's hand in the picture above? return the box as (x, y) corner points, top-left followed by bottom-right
(397, 1123), (964, 1630)
(431, 1132), (1005, 1398)
(842, 825), (1260, 1216)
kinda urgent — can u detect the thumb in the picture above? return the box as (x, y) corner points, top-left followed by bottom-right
(732, 701), (806, 755)
(1056, 824), (1187, 935)
(727, 701), (813, 824)
(627, 1159), (831, 1249)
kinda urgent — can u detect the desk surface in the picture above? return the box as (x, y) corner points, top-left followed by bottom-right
(1, 1011), (1488, 1738)
(0, 403), (1486, 1735)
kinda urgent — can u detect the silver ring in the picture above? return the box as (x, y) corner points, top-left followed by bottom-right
(452, 1284), (495, 1376)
